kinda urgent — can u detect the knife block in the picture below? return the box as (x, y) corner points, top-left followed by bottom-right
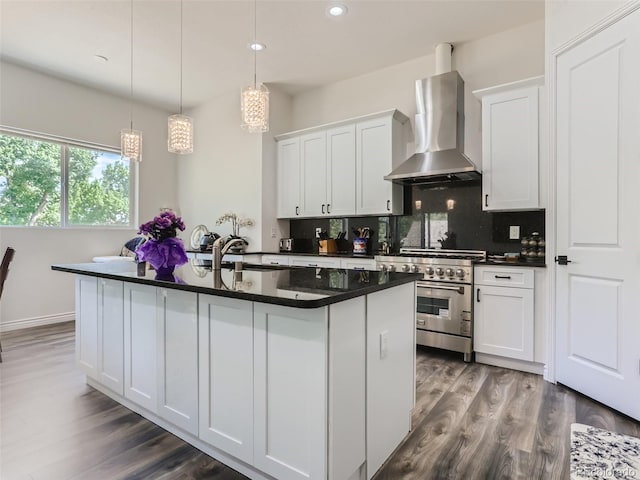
(319, 239), (337, 254)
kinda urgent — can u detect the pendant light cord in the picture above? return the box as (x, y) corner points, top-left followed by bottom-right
(253, 0), (257, 88)
(129, 0), (134, 131)
(179, 0), (184, 115)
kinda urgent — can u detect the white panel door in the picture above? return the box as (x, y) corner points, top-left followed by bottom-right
(157, 288), (198, 435)
(199, 295), (254, 463)
(76, 275), (98, 379)
(301, 132), (327, 217)
(253, 304), (327, 480)
(97, 279), (124, 394)
(326, 124), (356, 216)
(123, 283), (158, 413)
(555, 9), (640, 420)
(356, 116), (394, 215)
(277, 137), (302, 218)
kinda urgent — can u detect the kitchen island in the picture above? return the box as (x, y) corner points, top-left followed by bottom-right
(52, 262), (417, 480)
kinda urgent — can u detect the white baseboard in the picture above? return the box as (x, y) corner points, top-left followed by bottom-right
(475, 352), (545, 375)
(0, 312), (75, 332)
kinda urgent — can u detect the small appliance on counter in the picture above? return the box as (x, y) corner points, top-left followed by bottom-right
(200, 232), (220, 252)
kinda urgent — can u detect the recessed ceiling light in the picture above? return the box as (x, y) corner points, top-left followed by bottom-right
(94, 54), (109, 63)
(327, 4), (348, 17)
(249, 43), (266, 51)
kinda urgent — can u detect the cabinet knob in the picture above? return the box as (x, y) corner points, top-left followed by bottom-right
(322, 204), (325, 214)
(485, 194), (489, 207)
(295, 206), (300, 215)
(386, 200), (391, 211)
(327, 204), (331, 214)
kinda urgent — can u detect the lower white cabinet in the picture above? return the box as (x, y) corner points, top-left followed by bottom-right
(253, 304), (329, 480)
(157, 288), (199, 435)
(97, 279), (124, 395)
(340, 258), (376, 271)
(261, 254), (291, 266)
(123, 283), (198, 433)
(289, 256), (341, 268)
(123, 282), (158, 413)
(75, 276), (124, 395)
(262, 254), (377, 271)
(474, 266), (534, 361)
(198, 295), (254, 464)
(76, 276), (99, 379)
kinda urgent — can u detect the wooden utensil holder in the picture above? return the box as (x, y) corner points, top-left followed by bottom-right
(319, 239), (337, 253)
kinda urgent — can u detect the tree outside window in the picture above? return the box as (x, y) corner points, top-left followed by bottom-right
(0, 131), (133, 227)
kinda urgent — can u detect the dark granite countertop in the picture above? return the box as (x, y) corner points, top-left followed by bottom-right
(52, 262), (418, 309)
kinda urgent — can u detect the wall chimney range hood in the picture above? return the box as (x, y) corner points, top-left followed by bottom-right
(385, 44), (480, 185)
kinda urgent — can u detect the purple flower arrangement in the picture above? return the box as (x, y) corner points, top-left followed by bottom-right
(135, 211), (188, 271)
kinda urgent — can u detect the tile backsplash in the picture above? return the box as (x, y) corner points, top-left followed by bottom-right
(290, 183), (545, 255)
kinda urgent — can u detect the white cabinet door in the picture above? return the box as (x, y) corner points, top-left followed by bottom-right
(474, 284), (534, 361)
(301, 132), (327, 217)
(326, 124), (356, 216)
(157, 288), (198, 435)
(277, 137), (302, 218)
(123, 282), (158, 413)
(97, 279), (124, 395)
(76, 275), (98, 379)
(477, 79), (541, 211)
(356, 115), (404, 215)
(199, 295), (254, 463)
(253, 304), (327, 480)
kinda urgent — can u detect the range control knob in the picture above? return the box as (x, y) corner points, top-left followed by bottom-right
(410, 265), (419, 273)
(425, 267), (435, 276)
(445, 268), (455, 277)
(401, 264), (410, 272)
(387, 265), (396, 272)
(379, 264), (388, 272)
(435, 267), (445, 277)
(455, 268), (465, 279)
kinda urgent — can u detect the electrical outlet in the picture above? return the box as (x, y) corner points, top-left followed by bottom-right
(380, 330), (389, 359)
(509, 225), (520, 240)
(270, 227), (276, 238)
(315, 227), (322, 238)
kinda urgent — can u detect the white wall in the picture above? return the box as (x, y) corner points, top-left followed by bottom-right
(291, 19), (545, 168)
(176, 85), (292, 253)
(0, 61), (178, 330)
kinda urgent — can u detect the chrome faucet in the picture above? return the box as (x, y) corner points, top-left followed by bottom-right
(212, 236), (246, 270)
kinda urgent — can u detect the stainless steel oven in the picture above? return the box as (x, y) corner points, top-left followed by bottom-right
(375, 248), (485, 362)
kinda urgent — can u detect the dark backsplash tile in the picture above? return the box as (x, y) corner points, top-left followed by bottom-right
(290, 183), (545, 255)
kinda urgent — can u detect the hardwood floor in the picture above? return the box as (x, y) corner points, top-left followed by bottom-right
(1, 322), (638, 480)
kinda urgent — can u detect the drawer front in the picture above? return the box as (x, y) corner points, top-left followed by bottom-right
(474, 266), (534, 288)
(340, 258), (376, 271)
(289, 256), (341, 268)
(262, 255), (291, 266)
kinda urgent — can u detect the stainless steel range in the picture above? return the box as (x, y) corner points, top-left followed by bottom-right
(375, 248), (486, 362)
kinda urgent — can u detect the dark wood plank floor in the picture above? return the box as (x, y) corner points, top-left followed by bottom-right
(1, 322), (638, 480)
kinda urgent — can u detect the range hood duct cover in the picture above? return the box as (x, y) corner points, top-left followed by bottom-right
(385, 69), (480, 184)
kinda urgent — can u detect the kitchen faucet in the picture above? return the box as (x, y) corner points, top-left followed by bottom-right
(212, 236), (246, 270)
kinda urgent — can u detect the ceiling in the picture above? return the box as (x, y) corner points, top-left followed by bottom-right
(0, 1), (544, 112)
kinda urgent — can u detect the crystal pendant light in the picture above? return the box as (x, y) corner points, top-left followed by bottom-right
(121, 0), (142, 162)
(168, 0), (194, 154)
(241, 0), (269, 133)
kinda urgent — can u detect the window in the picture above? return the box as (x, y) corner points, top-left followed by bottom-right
(0, 128), (134, 227)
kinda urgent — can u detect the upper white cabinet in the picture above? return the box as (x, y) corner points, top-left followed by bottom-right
(276, 110), (408, 218)
(277, 137), (303, 218)
(473, 76), (543, 211)
(356, 113), (406, 216)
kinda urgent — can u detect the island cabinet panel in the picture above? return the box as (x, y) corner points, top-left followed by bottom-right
(123, 283), (158, 413)
(253, 304), (328, 480)
(198, 295), (254, 464)
(76, 275), (99, 380)
(366, 282), (415, 479)
(328, 297), (366, 480)
(157, 288), (198, 435)
(97, 279), (124, 395)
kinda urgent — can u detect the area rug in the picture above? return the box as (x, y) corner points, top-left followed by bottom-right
(571, 423), (640, 479)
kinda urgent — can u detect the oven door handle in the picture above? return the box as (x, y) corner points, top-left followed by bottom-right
(417, 283), (465, 295)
